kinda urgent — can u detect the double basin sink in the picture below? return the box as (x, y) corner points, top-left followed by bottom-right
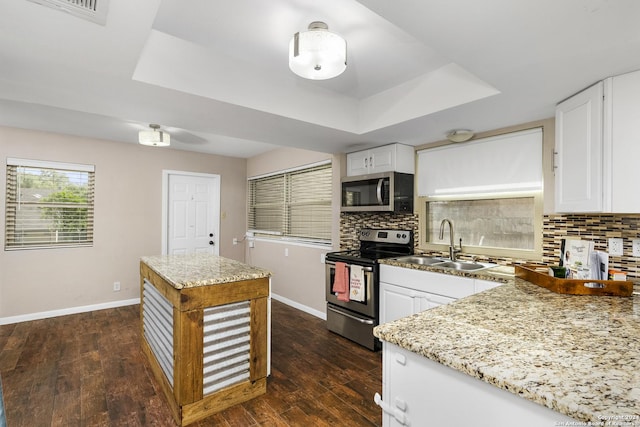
(391, 255), (496, 272)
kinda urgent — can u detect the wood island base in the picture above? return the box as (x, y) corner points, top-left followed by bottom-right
(140, 257), (271, 426)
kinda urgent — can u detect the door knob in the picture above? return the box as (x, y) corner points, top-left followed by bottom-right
(209, 241), (214, 245)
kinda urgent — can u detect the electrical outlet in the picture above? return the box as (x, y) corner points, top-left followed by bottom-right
(633, 239), (640, 257)
(113, 281), (121, 292)
(233, 238), (238, 245)
(608, 238), (623, 256)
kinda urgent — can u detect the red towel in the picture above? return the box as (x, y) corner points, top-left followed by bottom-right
(332, 262), (350, 302)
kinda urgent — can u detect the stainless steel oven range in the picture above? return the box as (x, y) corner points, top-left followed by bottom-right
(325, 228), (413, 350)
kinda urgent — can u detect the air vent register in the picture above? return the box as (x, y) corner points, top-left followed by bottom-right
(26, 0), (109, 25)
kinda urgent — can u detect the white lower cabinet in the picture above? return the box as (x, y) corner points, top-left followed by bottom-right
(378, 343), (574, 427)
(379, 265), (484, 324)
(380, 283), (454, 324)
(378, 265), (563, 426)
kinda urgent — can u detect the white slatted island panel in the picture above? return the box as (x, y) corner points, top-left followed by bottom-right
(202, 301), (251, 395)
(142, 279), (174, 386)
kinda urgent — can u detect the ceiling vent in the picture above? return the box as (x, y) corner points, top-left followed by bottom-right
(26, 0), (109, 25)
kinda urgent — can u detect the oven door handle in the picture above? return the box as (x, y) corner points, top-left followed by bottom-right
(325, 261), (373, 272)
(327, 306), (375, 325)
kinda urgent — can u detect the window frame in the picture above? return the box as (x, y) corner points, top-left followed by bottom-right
(417, 191), (544, 261)
(247, 160), (332, 246)
(414, 121), (554, 262)
(5, 157), (95, 251)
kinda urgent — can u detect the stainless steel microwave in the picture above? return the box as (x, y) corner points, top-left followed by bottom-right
(341, 172), (414, 213)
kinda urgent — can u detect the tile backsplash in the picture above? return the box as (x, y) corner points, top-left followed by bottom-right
(340, 212), (640, 280)
(543, 214), (640, 280)
(339, 212), (419, 250)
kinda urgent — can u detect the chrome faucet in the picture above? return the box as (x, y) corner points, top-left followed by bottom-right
(439, 219), (462, 261)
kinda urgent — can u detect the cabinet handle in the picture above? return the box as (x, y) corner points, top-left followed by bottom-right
(325, 261), (373, 272)
(394, 397), (408, 411)
(553, 151), (558, 171)
(395, 352), (407, 365)
(374, 393), (409, 426)
(327, 306), (374, 324)
(376, 178), (384, 205)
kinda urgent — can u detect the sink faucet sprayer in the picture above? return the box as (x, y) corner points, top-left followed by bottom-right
(439, 219), (462, 261)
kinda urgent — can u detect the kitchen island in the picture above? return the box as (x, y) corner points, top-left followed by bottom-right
(140, 254), (271, 426)
(374, 275), (640, 426)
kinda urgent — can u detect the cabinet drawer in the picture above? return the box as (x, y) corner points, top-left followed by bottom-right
(380, 265), (475, 299)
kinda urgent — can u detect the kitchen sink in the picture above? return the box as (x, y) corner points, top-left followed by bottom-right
(392, 255), (446, 265)
(392, 255), (497, 272)
(436, 261), (496, 271)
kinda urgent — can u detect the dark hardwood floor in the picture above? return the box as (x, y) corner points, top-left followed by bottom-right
(0, 300), (382, 426)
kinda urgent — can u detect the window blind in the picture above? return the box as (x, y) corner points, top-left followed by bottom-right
(5, 158), (95, 250)
(417, 128), (543, 197)
(248, 174), (285, 235)
(248, 162), (331, 242)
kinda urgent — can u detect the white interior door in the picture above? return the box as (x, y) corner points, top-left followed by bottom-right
(164, 172), (220, 255)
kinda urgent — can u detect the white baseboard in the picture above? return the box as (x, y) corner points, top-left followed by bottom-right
(1, 294), (326, 325)
(271, 293), (326, 320)
(0, 298), (141, 325)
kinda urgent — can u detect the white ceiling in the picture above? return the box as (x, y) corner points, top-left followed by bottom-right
(1, 0), (639, 158)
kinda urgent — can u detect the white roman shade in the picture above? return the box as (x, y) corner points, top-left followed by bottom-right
(417, 128), (543, 197)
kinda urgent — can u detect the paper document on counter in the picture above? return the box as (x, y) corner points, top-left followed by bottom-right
(562, 238), (594, 279)
(589, 251), (608, 280)
(562, 239), (594, 268)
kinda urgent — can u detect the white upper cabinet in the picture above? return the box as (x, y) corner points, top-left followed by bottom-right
(555, 69), (640, 213)
(607, 71), (640, 212)
(346, 143), (414, 176)
(555, 81), (604, 212)
(346, 150), (371, 176)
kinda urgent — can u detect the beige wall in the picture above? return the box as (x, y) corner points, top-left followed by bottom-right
(245, 239), (330, 317)
(0, 126), (247, 319)
(246, 147), (340, 317)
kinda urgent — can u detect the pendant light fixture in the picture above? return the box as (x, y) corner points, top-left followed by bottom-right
(289, 21), (347, 80)
(139, 124), (170, 147)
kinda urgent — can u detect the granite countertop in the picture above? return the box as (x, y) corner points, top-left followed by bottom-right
(141, 253), (271, 290)
(374, 278), (640, 423)
(379, 257), (515, 284)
